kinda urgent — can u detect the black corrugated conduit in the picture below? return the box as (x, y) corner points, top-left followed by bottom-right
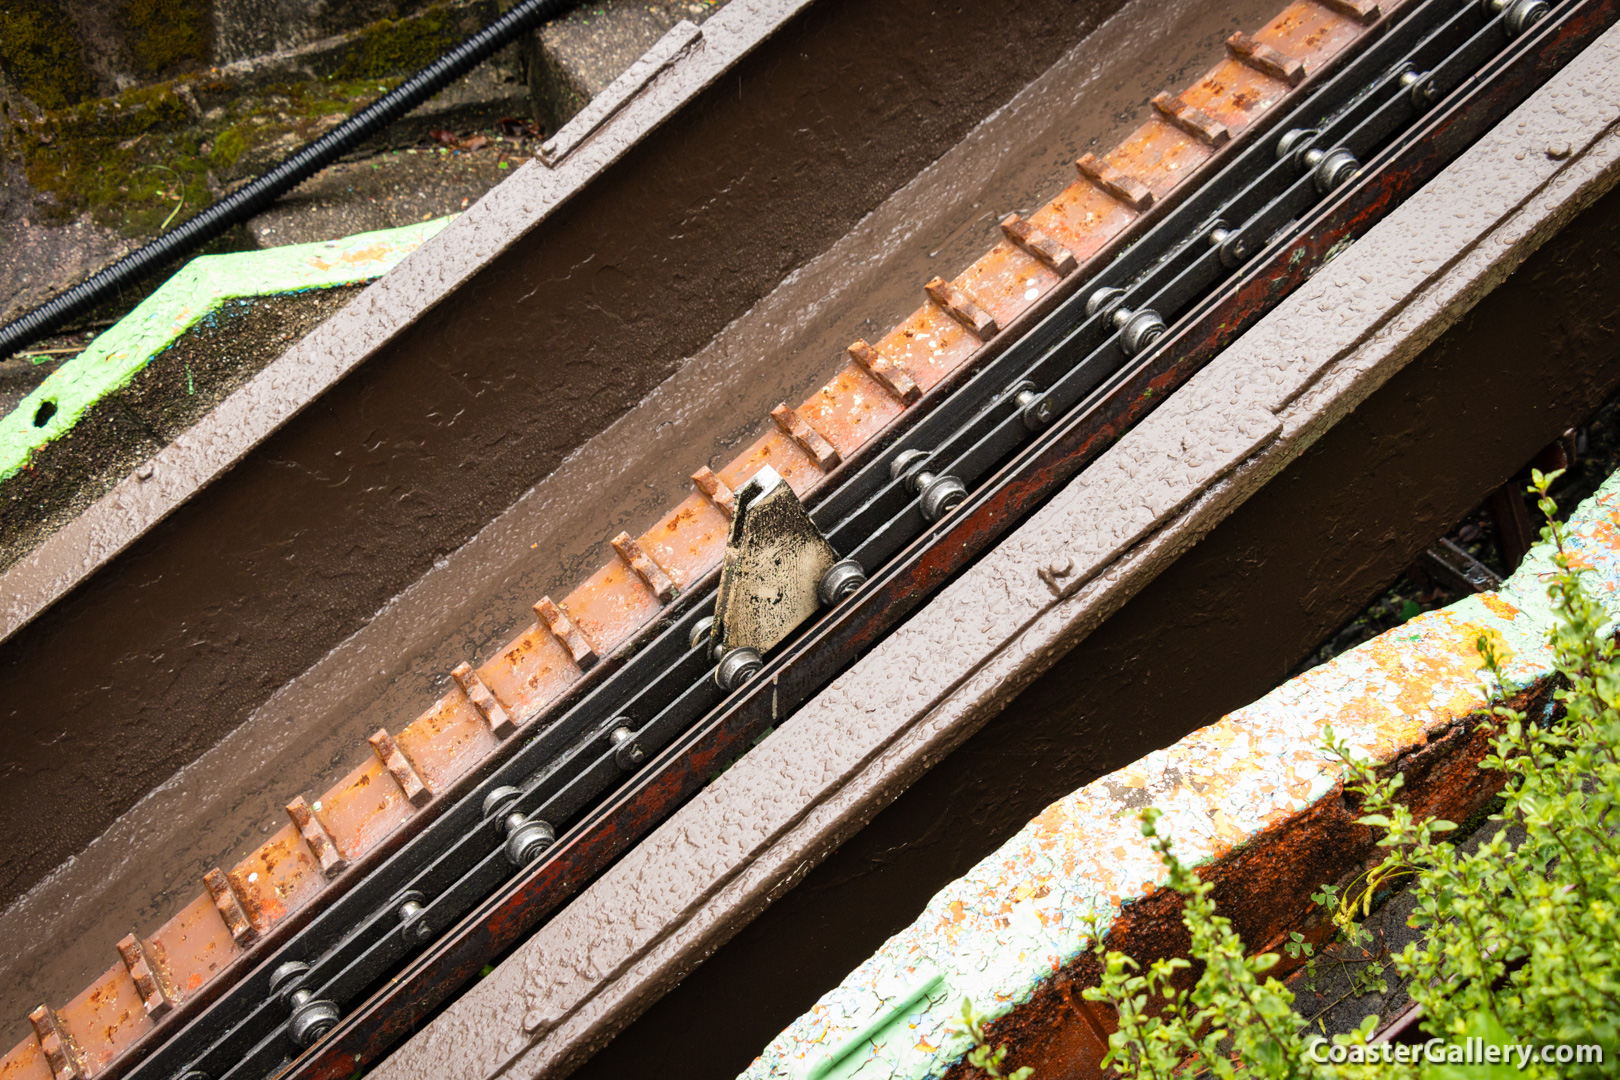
(0, 0), (579, 359)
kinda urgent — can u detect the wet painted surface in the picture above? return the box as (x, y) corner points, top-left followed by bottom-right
(0, 0), (1375, 1070)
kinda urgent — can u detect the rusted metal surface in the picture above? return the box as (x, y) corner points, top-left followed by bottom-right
(0, 1034), (51, 1080)
(145, 895), (241, 1003)
(202, 870), (258, 949)
(226, 826), (324, 937)
(1074, 152), (1157, 211)
(2, 1), (1402, 1075)
(51, 969), (150, 1080)
(367, 731), (432, 809)
(1150, 92), (1231, 147)
(28, 1007), (82, 1080)
(610, 532), (679, 604)
(533, 596), (597, 672)
(1228, 29), (1309, 84)
(450, 662), (516, 739)
(312, 759), (416, 863)
(285, 798), (347, 880)
(846, 340), (921, 404)
(924, 278), (1000, 340)
(112, 939), (169, 1023)
(770, 404), (842, 471)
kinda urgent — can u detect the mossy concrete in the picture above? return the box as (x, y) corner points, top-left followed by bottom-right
(0, 1), (519, 235)
(121, 0), (215, 79)
(0, 0), (96, 111)
(0, 0), (491, 107)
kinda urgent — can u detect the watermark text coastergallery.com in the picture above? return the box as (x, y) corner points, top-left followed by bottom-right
(1305, 1035), (1605, 1068)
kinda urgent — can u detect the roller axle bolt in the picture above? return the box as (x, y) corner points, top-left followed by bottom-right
(503, 816), (555, 867)
(1485, 0), (1549, 37)
(287, 988), (341, 1048)
(397, 893), (432, 945)
(1398, 67), (1438, 109)
(481, 786), (554, 866)
(609, 725), (646, 771)
(818, 558), (868, 606)
(1084, 285), (1125, 318)
(1275, 127), (1319, 161)
(1110, 306), (1167, 356)
(268, 961), (340, 1049)
(1208, 225), (1250, 269)
(1012, 384), (1054, 431)
(1301, 146), (1360, 195)
(714, 647), (763, 690)
(889, 450), (966, 522)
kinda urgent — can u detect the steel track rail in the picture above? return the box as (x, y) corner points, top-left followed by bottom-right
(114, 1), (1615, 1077)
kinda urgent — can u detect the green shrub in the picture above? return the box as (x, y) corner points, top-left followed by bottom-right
(1084, 470), (1618, 1078)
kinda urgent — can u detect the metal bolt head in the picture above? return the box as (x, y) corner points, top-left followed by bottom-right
(889, 448), (930, 485)
(1085, 286), (1124, 318)
(397, 895), (431, 945)
(714, 646), (763, 691)
(1275, 127), (1319, 161)
(689, 615), (716, 652)
(504, 818), (556, 866)
(817, 558), (867, 607)
(269, 960), (310, 998)
(609, 725), (646, 771)
(1117, 309), (1166, 357)
(1014, 388), (1053, 432)
(482, 785), (522, 820)
(917, 473), (968, 522)
(1212, 230), (1249, 269)
(1399, 67), (1438, 109)
(1309, 148), (1360, 195)
(288, 994), (341, 1048)
(1489, 0), (1548, 36)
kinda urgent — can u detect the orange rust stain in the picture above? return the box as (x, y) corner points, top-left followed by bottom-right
(58, 964), (154, 1069)
(338, 243), (389, 265)
(1033, 802), (1069, 839)
(0, 1036), (52, 1080)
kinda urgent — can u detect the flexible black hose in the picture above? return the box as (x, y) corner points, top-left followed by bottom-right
(0, 0), (578, 359)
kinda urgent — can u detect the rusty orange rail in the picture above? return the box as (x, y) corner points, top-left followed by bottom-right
(0, 3), (1392, 1076)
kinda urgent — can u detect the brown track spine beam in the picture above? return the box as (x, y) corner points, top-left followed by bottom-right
(0, 2), (1393, 1072)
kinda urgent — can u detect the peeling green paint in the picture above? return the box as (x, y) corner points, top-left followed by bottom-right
(1322, 234), (1357, 265)
(0, 216), (453, 483)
